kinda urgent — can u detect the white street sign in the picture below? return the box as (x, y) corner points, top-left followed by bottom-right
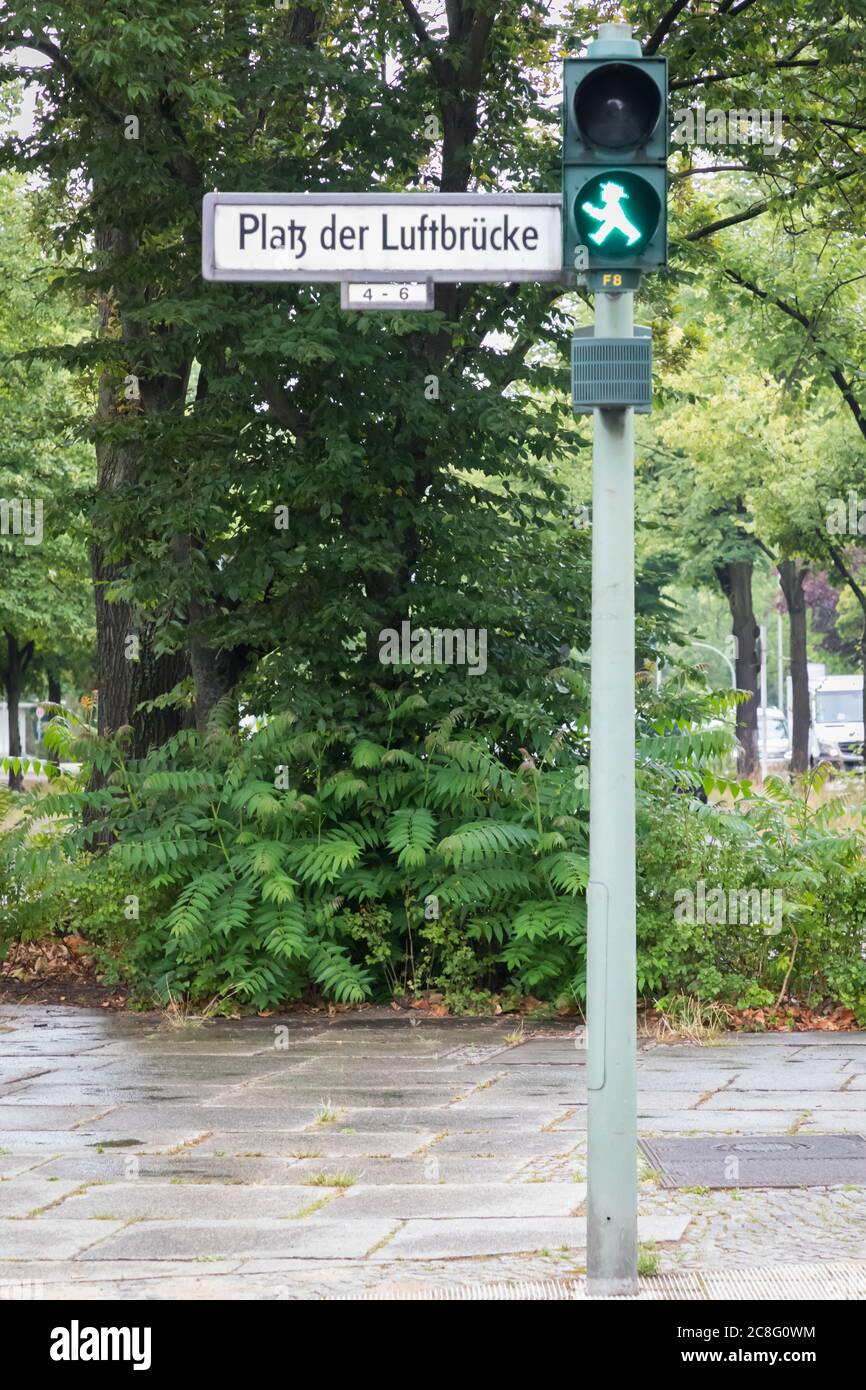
(341, 281), (433, 310)
(202, 193), (562, 283)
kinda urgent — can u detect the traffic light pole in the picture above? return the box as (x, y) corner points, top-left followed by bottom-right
(586, 284), (638, 1296)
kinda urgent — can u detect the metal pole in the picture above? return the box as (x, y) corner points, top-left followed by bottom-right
(692, 639), (736, 689)
(586, 286), (637, 1296)
(777, 610), (784, 710)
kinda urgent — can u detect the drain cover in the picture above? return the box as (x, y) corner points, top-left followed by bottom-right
(639, 1134), (866, 1189)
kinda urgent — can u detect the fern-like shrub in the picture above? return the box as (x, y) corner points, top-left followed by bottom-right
(11, 676), (860, 1021)
(6, 698), (590, 1012)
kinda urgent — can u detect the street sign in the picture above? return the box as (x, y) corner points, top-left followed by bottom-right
(341, 281), (433, 310)
(202, 193), (562, 283)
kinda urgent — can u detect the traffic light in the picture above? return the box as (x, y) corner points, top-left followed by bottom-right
(563, 29), (667, 275)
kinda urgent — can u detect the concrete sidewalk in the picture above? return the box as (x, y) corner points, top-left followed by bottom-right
(0, 1006), (864, 1299)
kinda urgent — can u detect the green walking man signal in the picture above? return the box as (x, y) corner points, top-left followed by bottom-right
(582, 181), (641, 246)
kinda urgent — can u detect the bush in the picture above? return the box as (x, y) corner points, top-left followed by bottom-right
(6, 699), (590, 1012)
(637, 764), (866, 1023)
(6, 685), (864, 1022)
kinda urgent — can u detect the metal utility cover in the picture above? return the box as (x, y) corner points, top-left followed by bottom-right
(639, 1134), (866, 1189)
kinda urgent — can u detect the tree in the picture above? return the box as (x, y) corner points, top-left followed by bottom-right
(2, 0), (862, 756)
(0, 171), (93, 788)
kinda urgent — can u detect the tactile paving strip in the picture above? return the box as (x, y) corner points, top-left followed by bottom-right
(353, 1261), (866, 1300)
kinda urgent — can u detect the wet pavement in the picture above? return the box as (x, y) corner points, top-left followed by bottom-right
(0, 1006), (865, 1299)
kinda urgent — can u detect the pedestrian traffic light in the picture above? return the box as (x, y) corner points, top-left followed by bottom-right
(563, 27), (667, 275)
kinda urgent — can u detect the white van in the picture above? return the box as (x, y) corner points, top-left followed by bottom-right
(811, 674), (864, 767)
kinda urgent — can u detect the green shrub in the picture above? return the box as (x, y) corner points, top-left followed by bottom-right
(6, 682), (864, 1022)
(7, 699), (590, 1012)
(637, 764), (866, 1022)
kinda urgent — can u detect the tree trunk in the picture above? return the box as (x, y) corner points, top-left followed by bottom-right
(716, 560), (759, 775)
(1, 633), (34, 792)
(778, 559), (810, 774)
(91, 222), (192, 758)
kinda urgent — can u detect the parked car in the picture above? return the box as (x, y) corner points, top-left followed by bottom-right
(758, 706), (791, 765)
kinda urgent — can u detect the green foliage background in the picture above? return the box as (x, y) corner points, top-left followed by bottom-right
(0, 2), (865, 1018)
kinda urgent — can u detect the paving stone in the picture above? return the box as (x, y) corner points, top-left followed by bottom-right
(89, 1063), (294, 1085)
(637, 1091), (710, 1111)
(0, 1258), (241, 1285)
(0, 1155), (51, 1177)
(514, 1154), (586, 1183)
(0, 1008), (864, 1295)
(284, 1064), (477, 1081)
(0, 1038), (111, 1057)
(82, 1217), (394, 1261)
(273, 1046), (459, 1063)
(33, 1154), (302, 1183)
(648, 1045), (801, 1062)
(0, 1219), (127, 1259)
(489, 1067), (587, 1089)
(338, 1182), (585, 1219)
(445, 1087), (566, 1109)
(83, 1103), (321, 1132)
(0, 1178), (84, 1216)
(0, 1066), (53, 1085)
(639, 1112), (799, 1134)
(2, 1083), (235, 1106)
(95, 1043), (276, 1058)
(0, 1065), (115, 1086)
(537, 1110), (588, 1131)
(702, 1090), (866, 1111)
(226, 1087), (464, 1108)
(437, 1043), (514, 1065)
(798, 1114), (866, 1133)
(332, 1105), (553, 1131)
(0, 1128), (213, 1153)
(194, 1130), (439, 1159)
(433, 1132), (581, 1156)
(50, 1182), (322, 1220)
(762, 1057), (852, 1070)
(11, 1275), (264, 1300)
(723, 1072), (851, 1091)
(0, 1105), (116, 1130)
(634, 1071), (739, 1092)
(496, 1040), (585, 1066)
(285, 1156), (524, 1186)
(369, 1214), (688, 1260)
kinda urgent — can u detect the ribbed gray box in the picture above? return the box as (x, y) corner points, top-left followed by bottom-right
(571, 327), (652, 412)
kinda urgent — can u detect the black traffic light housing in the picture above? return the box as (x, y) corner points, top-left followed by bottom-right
(563, 33), (667, 275)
